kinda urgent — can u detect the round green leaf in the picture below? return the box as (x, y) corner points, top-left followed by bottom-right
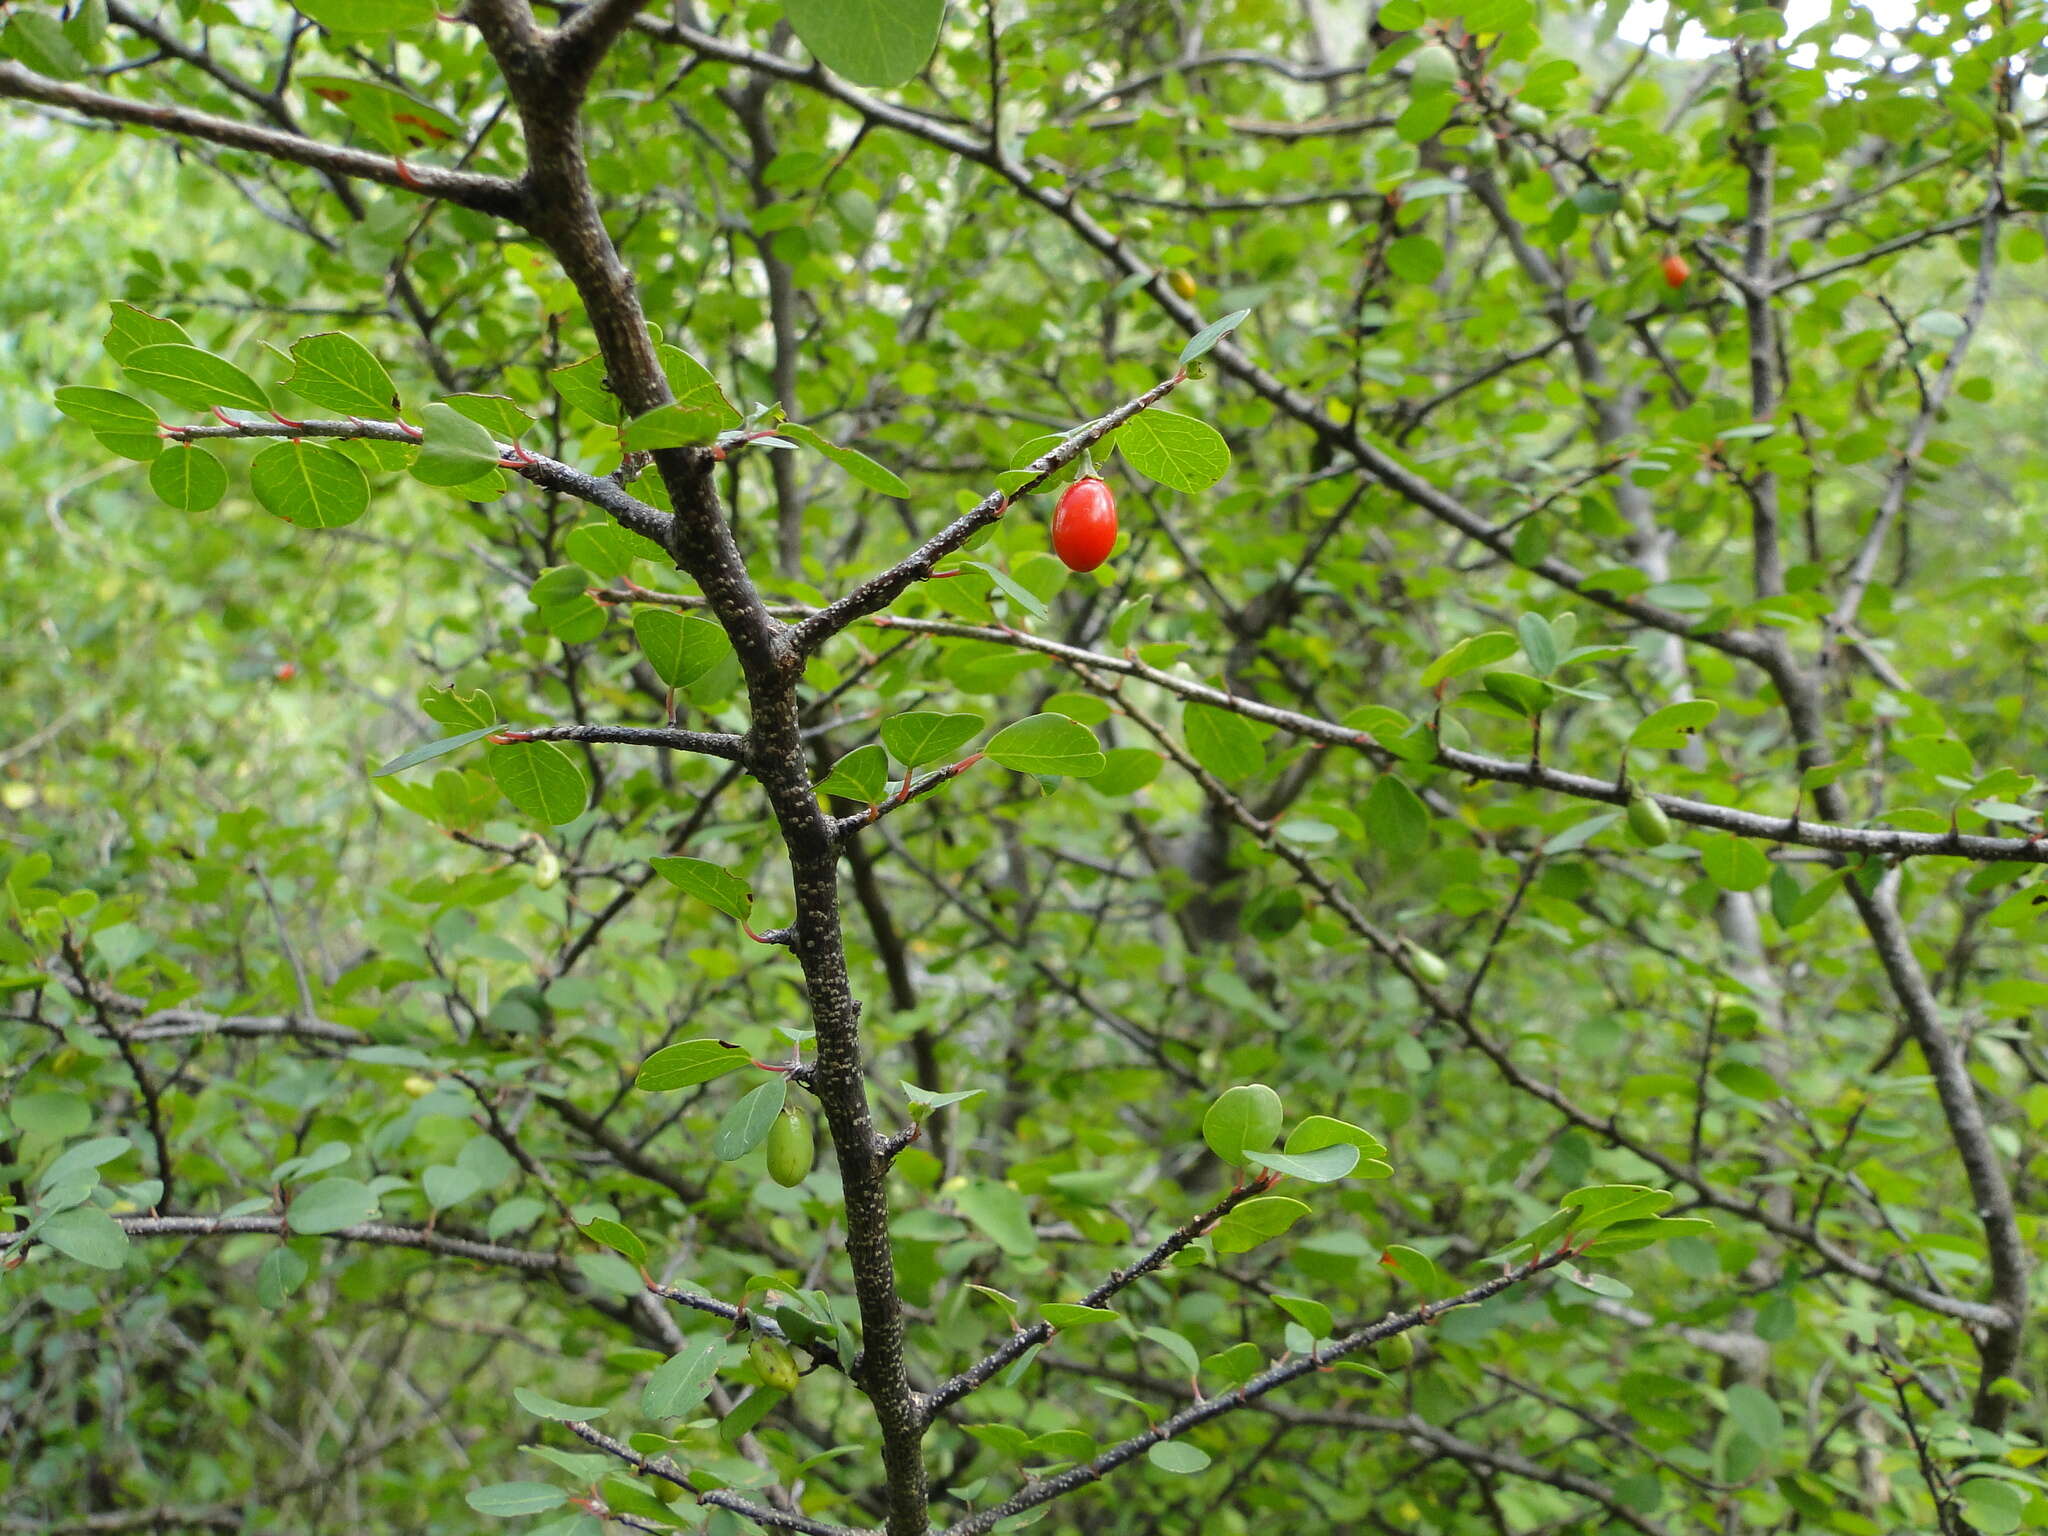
(984, 713), (1105, 777)
(1364, 775), (1429, 860)
(411, 401), (502, 488)
(488, 741), (589, 826)
(149, 446), (227, 511)
(1631, 700), (1720, 750)
(287, 1176), (378, 1235)
(881, 711), (985, 772)
(1147, 1441), (1212, 1474)
(251, 439), (370, 528)
(1116, 408), (1231, 493)
(1203, 1083), (1283, 1165)
(256, 1246), (309, 1308)
(1701, 834), (1772, 892)
(782, 0), (945, 87)
(1183, 705), (1264, 782)
(1958, 1479), (2026, 1535)
(633, 608), (734, 690)
(38, 1206), (130, 1269)
(648, 857), (753, 921)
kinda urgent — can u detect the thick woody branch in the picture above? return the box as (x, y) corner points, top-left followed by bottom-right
(459, 13), (928, 1530)
(0, 62), (525, 218)
(551, 0), (657, 95)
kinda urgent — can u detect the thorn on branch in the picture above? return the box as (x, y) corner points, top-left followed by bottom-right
(878, 1121), (923, 1163)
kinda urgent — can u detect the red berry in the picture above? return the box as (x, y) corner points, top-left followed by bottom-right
(274, 662), (297, 681)
(1661, 253), (1690, 288)
(1052, 476), (1118, 572)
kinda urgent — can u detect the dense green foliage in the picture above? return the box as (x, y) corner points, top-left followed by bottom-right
(3, 3), (2047, 1534)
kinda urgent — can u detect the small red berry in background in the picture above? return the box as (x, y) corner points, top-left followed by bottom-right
(274, 662), (297, 682)
(1661, 252), (1691, 288)
(1052, 476), (1118, 572)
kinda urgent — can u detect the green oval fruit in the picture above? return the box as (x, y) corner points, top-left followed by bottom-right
(765, 1106), (815, 1188)
(1626, 791), (1674, 847)
(1404, 941), (1449, 985)
(749, 1335), (802, 1392)
(1620, 186), (1647, 223)
(1995, 110), (2021, 144)
(1611, 218), (1640, 258)
(1410, 44), (1459, 92)
(1376, 1328), (1416, 1369)
(532, 849), (562, 890)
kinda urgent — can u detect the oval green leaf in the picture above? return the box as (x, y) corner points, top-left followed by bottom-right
(487, 741), (589, 826)
(984, 713), (1105, 777)
(412, 400), (502, 488)
(782, 0), (945, 87)
(122, 343), (271, 413)
(286, 332), (398, 416)
(149, 446), (227, 511)
(713, 1078), (789, 1161)
(1116, 408), (1230, 494)
(251, 439), (370, 528)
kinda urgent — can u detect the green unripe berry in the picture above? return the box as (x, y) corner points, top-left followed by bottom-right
(765, 1106), (815, 1188)
(1410, 44), (1459, 93)
(1626, 790), (1675, 848)
(749, 1335), (802, 1392)
(1620, 186), (1647, 223)
(1403, 940), (1449, 985)
(1376, 1328), (1416, 1369)
(1994, 111), (2022, 144)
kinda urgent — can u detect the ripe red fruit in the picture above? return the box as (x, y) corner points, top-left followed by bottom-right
(1052, 476), (1118, 572)
(1661, 252), (1690, 288)
(274, 662), (297, 681)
